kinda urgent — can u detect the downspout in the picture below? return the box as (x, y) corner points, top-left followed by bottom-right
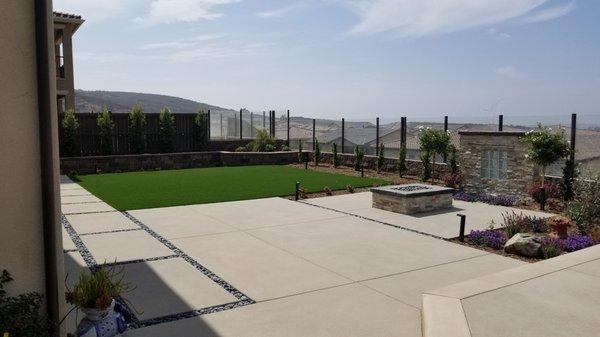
(34, 0), (61, 335)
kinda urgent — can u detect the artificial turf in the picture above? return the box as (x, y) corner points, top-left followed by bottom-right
(73, 165), (389, 210)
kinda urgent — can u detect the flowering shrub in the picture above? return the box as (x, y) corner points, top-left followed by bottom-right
(541, 237), (564, 259)
(442, 172), (463, 189)
(562, 235), (594, 252)
(453, 190), (479, 202)
(479, 194), (516, 207)
(526, 181), (561, 204)
(469, 230), (506, 249)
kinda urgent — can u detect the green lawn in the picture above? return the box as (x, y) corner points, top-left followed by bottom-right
(73, 165), (388, 210)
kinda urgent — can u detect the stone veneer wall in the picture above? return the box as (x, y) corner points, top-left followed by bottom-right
(372, 193), (453, 214)
(459, 131), (538, 199)
(61, 151), (299, 174)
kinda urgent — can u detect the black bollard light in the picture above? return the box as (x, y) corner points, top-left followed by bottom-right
(540, 186), (546, 211)
(295, 181), (300, 201)
(361, 164), (364, 178)
(457, 214), (466, 242)
(304, 156), (308, 170)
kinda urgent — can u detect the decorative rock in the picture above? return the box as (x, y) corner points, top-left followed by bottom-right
(504, 233), (542, 258)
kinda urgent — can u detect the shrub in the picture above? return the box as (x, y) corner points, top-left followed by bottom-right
(526, 181), (561, 204)
(567, 173), (600, 234)
(96, 107), (114, 155)
(128, 104), (147, 154)
(376, 143), (385, 173)
(479, 194), (516, 207)
(523, 216), (549, 234)
(468, 230), (506, 250)
(420, 150), (431, 182)
(346, 184), (355, 193)
(60, 108), (79, 157)
(235, 146), (246, 152)
(561, 159), (578, 201)
(265, 144), (276, 152)
(354, 146), (364, 171)
(248, 129), (277, 152)
(562, 235), (594, 252)
(418, 126), (451, 179)
(397, 146), (407, 177)
(314, 139), (321, 166)
(195, 109), (209, 150)
(298, 140), (305, 162)
(442, 172), (462, 189)
(332, 143), (340, 168)
(0, 270), (50, 337)
(158, 107), (175, 153)
(282, 145), (291, 151)
(324, 186), (333, 196)
(448, 145), (459, 174)
(453, 190), (478, 202)
(521, 125), (569, 189)
(588, 227), (600, 244)
(502, 211), (526, 238)
(541, 237), (564, 259)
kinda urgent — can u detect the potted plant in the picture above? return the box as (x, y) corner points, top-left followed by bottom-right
(65, 266), (133, 337)
(549, 217), (571, 239)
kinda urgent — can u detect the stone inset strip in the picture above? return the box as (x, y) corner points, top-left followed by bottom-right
(78, 228), (144, 236)
(61, 212), (255, 330)
(299, 200), (446, 240)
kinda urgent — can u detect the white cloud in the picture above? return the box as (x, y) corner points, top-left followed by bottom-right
(487, 28), (511, 41)
(257, 3), (308, 18)
(521, 1), (575, 23)
(139, 34), (222, 50)
(348, 0), (555, 37)
(494, 66), (523, 79)
(169, 42), (271, 62)
(134, 0), (241, 26)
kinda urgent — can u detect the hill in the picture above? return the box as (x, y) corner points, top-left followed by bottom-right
(74, 90), (235, 114)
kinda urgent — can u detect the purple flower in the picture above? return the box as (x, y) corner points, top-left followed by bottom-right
(562, 235), (594, 252)
(453, 190), (516, 206)
(453, 190), (478, 202)
(469, 230), (506, 250)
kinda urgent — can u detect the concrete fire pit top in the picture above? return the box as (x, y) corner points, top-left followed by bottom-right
(371, 184), (454, 198)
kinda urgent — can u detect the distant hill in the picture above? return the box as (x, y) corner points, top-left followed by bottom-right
(74, 90), (235, 114)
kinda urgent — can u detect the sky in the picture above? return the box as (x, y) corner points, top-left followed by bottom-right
(54, 0), (600, 120)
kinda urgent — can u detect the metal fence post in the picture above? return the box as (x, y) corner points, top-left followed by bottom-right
(207, 109), (211, 140)
(239, 109), (243, 140)
(312, 118), (316, 151)
(263, 111), (266, 130)
(250, 112), (254, 138)
(287, 109), (290, 147)
(295, 181), (300, 201)
(400, 117), (407, 148)
(376, 117), (380, 156)
(498, 115), (503, 132)
(570, 113), (577, 162)
(443, 115), (448, 163)
(341, 118), (345, 154)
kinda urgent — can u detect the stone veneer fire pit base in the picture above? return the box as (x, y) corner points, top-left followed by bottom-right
(371, 184), (454, 215)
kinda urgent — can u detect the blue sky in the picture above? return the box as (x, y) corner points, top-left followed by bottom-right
(54, 0), (600, 120)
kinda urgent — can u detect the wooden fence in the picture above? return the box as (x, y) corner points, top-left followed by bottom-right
(62, 113), (205, 156)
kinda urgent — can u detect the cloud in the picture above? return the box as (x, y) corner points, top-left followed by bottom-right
(487, 28), (511, 41)
(521, 1), (575, 23)
(139, 34), (222, 50)
(257, 3), (308, 18)
(134, 0), (241, 26)
(348, 0), (555, 37)
(169, 42), (271, 62)
(494, 66), (523, 78)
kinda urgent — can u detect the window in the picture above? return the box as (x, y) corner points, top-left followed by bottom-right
(481, 150), (508, 180)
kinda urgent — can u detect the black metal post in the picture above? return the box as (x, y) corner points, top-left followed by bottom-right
(570, 113), (577, 162)
(207, 109), (211, 140)
(263, 111), (266, 129)
(443, 116), (448, 163)
(304, 155), (308, 170)
(540, 187), (546, 211)
(498, 115), (503, 132)
(287, 109), (290, 146)
(250, 112), (253, 138)
(239, 109), (243, 139)
(457, 214), (466, 242)
(312, 118), (316, 151)
(376, 117), (380, 156)
(272, 111), (276, 138)
(361, 164), (364, 178)
(341, 118), (345, 154)
(400, 117), (406, 149)
(295, 181), (300, 201)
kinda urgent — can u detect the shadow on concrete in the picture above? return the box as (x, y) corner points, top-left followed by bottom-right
(409, 206), (466, 218)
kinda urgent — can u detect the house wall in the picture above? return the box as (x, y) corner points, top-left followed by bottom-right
(0, 0), (65, 329)
(459, 131), (538, 198)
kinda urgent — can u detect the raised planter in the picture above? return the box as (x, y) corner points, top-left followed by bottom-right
(371, 184), (454, 214)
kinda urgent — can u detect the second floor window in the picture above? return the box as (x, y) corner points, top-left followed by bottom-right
(481, 150), (508, 180)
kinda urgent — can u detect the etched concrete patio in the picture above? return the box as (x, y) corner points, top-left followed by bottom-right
(60, 177), (597, 337)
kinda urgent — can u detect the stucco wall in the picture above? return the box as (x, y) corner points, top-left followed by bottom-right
(0, 0), (65, 329)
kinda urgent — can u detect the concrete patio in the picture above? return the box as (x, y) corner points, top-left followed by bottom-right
(60, 178), (597, 337)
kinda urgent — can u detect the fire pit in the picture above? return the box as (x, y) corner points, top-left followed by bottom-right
(371, 184), (454, 215)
